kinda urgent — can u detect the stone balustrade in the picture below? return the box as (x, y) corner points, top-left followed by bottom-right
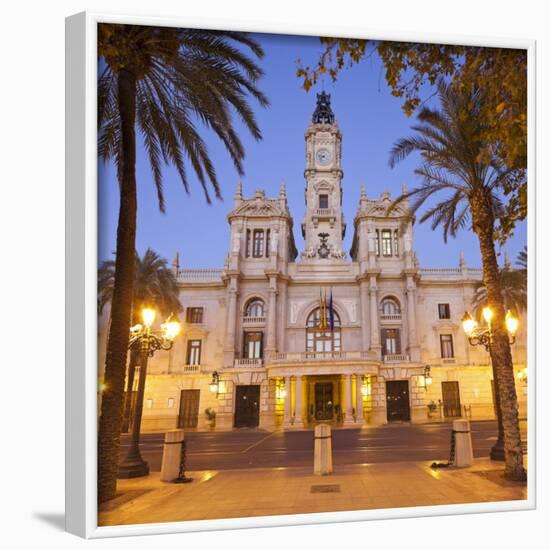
(270, 350), (375, 363)
(382, 353), (410, 363)
(380, 313), (402, 322)
(242, 315), (266, 324)
(233, 358), (264, 368)
(176, 268), (224, 282)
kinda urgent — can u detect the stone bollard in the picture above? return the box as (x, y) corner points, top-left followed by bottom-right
(314, 423), (333, 475)
(453, 419), (474, 468)
(160, 429), (185, 482)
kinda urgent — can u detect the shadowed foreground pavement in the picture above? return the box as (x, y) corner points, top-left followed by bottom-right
(99, 458), (528, 527)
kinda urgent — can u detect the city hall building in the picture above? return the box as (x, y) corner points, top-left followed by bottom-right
(108, 93), (527, 432)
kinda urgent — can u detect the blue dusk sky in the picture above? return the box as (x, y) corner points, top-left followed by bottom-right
(98, 32), (526, 269)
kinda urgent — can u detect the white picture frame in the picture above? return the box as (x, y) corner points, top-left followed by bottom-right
(65, 11), (537, 539)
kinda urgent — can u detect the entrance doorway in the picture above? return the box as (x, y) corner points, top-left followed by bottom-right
(441, 381), (462, 417)
(178, 389), (200, 428)
(386, 380), (410, 422)
(234, 385), (260, 428)
(314, 382), (334, 421)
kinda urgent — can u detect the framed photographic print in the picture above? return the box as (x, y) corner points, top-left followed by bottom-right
(66, 11), (536, 539)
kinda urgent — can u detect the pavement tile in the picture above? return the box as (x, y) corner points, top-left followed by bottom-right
(98, 459), (527, 527)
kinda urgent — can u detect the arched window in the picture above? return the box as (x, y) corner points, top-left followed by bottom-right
(245, 299), (265, 318)
(381, 297), (401, 316)
(306, 308), (341, 353)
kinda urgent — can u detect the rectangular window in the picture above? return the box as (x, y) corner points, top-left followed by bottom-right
(381, 328), (401, 355)
(319, 194), (329, 209)
(266, 229), (271, 258)
(393, 230), (399, 256)
(438, 303), (451, 319)
(381, 229), (392, 256)
(187, 340), (202, 365)
(375, 229), (380, 256)
(440, 334), (454, 358)
(245, 229), (251, 258)
(186, 307), (204, 324)
(243, 331), (263, 359)
(252, 229), (264, 257)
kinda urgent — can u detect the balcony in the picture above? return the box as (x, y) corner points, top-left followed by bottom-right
(380, 313), (402, 322)
(382, 353), (409, 363)
(270, 351), (375, 364)
(242, 315), (266, 325)
(165, 364), (202, 374)
(234, 358), (264, 368)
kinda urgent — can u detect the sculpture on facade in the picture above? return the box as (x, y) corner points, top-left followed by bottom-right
(302, 246), (317, 259)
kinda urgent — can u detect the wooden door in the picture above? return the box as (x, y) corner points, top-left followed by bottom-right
(386, 381), (410, 421)
(234, 385), (260, 428)
(314, 382), (334, 421)
(441, 381), (462, 417)
(178, 389), (200, 428)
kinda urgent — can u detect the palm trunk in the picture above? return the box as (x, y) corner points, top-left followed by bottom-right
(471, 191), (526, 481)
(98, 68), (138, 503)
(121, 348), (139, 433)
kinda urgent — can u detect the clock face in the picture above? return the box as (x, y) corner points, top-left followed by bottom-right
(316, 148), (332, 166)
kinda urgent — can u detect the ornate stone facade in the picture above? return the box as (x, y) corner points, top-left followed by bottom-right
(105, 94), (527, 432)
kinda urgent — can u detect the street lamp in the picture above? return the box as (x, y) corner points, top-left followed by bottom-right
(118, 308), (181, 478)
(461, 307), (518, 461)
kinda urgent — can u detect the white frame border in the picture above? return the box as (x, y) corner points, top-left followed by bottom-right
(65, 10), (537, 539)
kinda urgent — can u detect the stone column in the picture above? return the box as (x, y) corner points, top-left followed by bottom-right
(277, 281), (287, 352)
(294, 375), (304, 427)
(355, 375), (364, 423)
(406, 274), (420, 362)
(359, 278), (370, 350)
(283, 376), (292, 426)
(223, 279), (239, 367)
(344, 374), (354, 424)
(369, 275), (380, 355)
(265, 278), (278, 356)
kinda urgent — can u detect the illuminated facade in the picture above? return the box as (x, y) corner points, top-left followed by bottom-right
(102, 93), (527, 432)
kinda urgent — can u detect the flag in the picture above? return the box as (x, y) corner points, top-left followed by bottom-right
(328, 288), (334, 332)
(319, 288), (327, 329)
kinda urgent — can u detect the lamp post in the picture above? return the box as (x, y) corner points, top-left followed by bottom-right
(118, 308), (181, 478)
(461, 307), (518, 461)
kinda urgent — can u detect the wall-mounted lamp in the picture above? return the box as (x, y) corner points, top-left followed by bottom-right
(209, 371), (220, 397)
(423, 366), (433, 391)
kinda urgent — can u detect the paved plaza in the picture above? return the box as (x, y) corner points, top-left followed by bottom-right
(99, 458), (528, 527)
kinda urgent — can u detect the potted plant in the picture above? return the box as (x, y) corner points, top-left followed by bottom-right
(427, 400), (438, 418)
(204, 407), (216, 430)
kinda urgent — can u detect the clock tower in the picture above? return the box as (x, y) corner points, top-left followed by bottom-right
(301, 92), (346, 261)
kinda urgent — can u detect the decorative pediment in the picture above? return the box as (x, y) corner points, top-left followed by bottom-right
(313, 180), (334, 193)
(229, 197), (289, 219)
(358, 196), (409, 219)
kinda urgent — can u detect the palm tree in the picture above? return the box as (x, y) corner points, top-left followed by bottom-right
(389, 80), (526, 480)
(472, 266), (527, 317)
(97, 25), (268, 502)
(516, 245), (527, 271)
(99, 249), (182, 433)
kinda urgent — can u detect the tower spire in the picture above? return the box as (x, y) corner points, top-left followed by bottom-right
(234, 180), (243, 205)
(312, 91), (335, 124)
